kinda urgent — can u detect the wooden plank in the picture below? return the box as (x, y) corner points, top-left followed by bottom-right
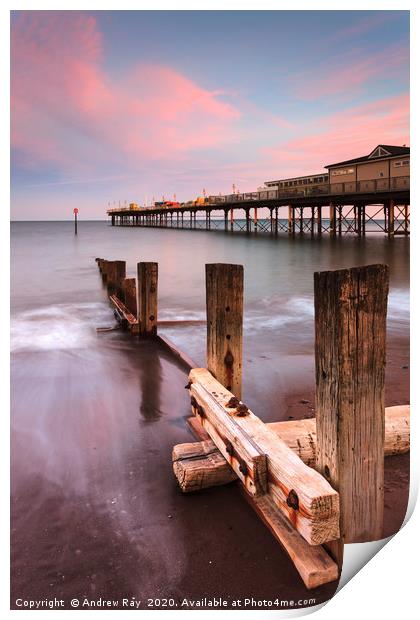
(156, 334), (199, 370)
(189, 368), (339, 545)
(175, 405), (410, 492)
(314, 264), (389, 546)
(242, 492), (339, 589)
(137, 262), (158, 337)
(123, 277), (137, 316)
(183, 410), (339, 589)
(206, 264), (243, 399)
(172, 440), (237, 492)
(190, 382), (267, 496)
(109, 294), (138, 329)
(383, 405), (410, 455)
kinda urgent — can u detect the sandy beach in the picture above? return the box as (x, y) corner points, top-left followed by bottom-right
(10, 223), (409, 610)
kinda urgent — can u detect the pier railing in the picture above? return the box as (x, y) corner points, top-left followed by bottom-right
(107, 176), (409, 214)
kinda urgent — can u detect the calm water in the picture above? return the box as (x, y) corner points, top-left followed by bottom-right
(11, 221), (409, 608)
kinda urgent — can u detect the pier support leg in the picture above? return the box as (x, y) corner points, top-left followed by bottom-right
(329, 203), (336, 236)
(254, 206), (258, 231)
(317, 206), (322, 235)
(404, 205), (409, 234)
(314, 264), (389, 563)
(388, 199), (395, 238)
(245, 209), (251, 233)
(310, 207), (315, 236)
(275, 207), (279, 235)
(299, 207), (304, 234)
(357, 205), (362, 237)
(111, 215), (115, 226)
(230, 208), (234, 231)
(137, 262), (158, 337)
(288, 206), (294, 235)
(205, 263), (243, 399)
(224, 209), (229, 231)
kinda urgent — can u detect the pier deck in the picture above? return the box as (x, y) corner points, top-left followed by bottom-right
(107, 179), (409, 237)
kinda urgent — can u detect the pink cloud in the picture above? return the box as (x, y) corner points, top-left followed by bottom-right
(293, 44), (409, 100)
(263, 93), (409, 176)
(328, 13), (396, 43)
(11, 12), (241, 172)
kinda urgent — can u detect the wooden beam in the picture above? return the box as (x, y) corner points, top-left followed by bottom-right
(156, 334), (198, 370)
(190, 381), (268, 496)
(189, 368), (339, 546)
(243, 493), (339, 589)
(206, 263), (243, 399)
(137, 262), (158, 337)
(314, 264), (389, 547)
(173, 440), (237, 492)
(109, 294), (138, 333)
(173, 405), (409, 492)
(183, 403), (339, 590)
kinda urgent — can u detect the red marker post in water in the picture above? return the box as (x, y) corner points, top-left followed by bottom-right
(73, 207), (79, 235)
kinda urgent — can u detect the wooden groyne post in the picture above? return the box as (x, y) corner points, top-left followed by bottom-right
(107, 260), (126, 298)
(206, 264), (243, 399)
(123, 277), (137, 317)
(137, 262), (158, 337)
(314, 264), (389, 559)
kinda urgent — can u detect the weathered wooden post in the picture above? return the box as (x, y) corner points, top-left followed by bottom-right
(314, 264), (389, 563)
(123, 277), (137, 316)
(107, 261), (126, 299)
(206, 264), (243, 399)
(101, 259), (110, 282)
(137, 262), (158, 337)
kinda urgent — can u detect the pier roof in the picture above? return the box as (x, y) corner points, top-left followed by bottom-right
(325, 145), (410, 168)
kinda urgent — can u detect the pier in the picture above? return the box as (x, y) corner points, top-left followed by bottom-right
(95, 257), (410, 590)
(108, 184), (410, 238)
(107, 145), (410, 237)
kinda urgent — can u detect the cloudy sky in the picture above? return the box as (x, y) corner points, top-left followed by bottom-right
(11, 10), (409, 220)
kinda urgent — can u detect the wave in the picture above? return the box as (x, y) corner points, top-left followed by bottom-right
(11, 302), (112, 353)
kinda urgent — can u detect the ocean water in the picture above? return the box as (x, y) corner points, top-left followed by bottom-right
(10, 221), (410, 607)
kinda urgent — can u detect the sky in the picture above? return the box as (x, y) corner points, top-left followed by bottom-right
(11, 10), (409, 220)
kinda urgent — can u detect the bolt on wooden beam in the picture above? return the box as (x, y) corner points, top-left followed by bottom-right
(314, 264), (389, 552)
(206, 263), (243, 399)
(137, 262), (158, 337)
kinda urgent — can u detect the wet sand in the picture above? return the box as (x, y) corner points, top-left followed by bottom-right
(11, 330), (409, 610)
